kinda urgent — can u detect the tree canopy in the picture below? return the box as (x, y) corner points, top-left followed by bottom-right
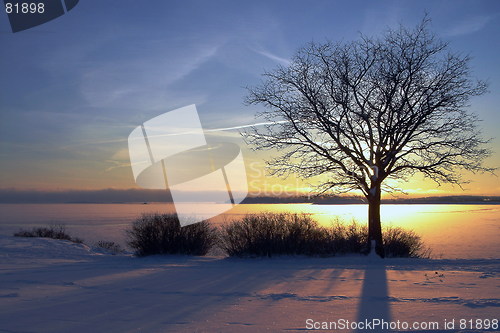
(244, 18), (494, 256)
(245, 18), (493, 198)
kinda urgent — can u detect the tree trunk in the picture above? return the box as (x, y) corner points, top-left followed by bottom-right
(367, 185), (384, 257)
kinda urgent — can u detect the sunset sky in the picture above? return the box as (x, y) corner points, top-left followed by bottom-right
(0, 0), (499, 197)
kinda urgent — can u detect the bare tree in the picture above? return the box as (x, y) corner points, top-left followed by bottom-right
(244, 18), (493, 257)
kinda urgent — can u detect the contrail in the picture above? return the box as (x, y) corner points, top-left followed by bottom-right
(138, 120), (289, 140)
(204, 120), (288, 132)
(62, 121), (288, 147)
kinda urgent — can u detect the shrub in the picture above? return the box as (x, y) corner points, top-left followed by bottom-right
(14, 224), (83, 243)
(127, 213), (216, 256)
(95, 240), (124, 255)
(219, 213), (330, 257)
(219, 213), (430, 258)
(327, 220), (368, 254)
(383, 227), (430, 258)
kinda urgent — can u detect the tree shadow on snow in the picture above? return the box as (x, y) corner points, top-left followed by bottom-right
(356, 262), (392, 332)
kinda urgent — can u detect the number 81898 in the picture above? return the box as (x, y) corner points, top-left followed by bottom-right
(5, 2), (45, 14)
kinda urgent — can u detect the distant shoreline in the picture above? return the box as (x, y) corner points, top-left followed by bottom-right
(0, 201), (499, 205)
(0, 189), (498, 204)
(242, 195), (500, 205)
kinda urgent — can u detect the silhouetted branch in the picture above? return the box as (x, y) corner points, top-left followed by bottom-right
(244, 18), (494, 197)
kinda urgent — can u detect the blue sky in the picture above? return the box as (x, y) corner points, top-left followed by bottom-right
(0, 0), (499, 194)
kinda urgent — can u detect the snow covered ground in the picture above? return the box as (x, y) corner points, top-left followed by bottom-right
(0, 235), (498, 332)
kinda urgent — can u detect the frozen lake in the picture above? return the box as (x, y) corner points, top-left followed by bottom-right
(0, 203), (498, 259)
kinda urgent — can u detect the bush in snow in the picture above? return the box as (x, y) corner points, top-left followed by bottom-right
(326, 220), (368, 254)
(14, 224), (83, 243)
(219, 213), (430, 258)
(383, 227), (430, 258)
(95, 240), (124, 255)
(127, 213), (216, 256)
(219, 213), (329, 257)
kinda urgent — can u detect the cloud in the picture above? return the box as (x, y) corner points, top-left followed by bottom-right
(111, 148), (130, 161)
(80, 43), (220, 109)
(443, 15), (494, 37)
(104, 160), (131, 172)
